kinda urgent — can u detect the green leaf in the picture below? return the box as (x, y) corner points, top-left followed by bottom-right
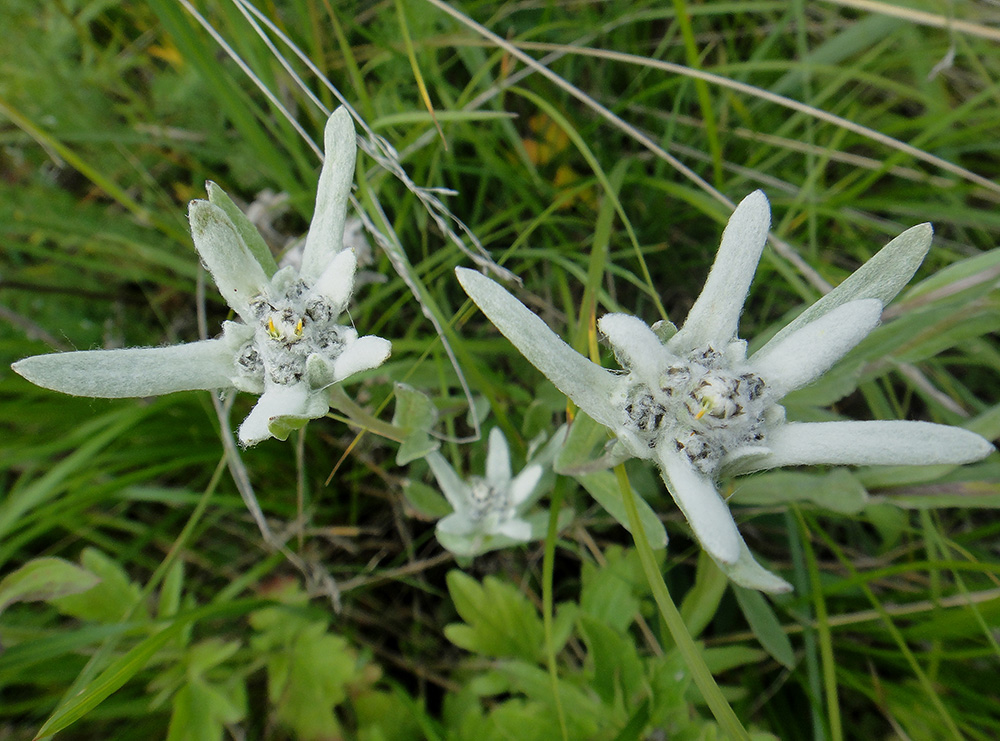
(679, 551), (729, 638)
(157, 561), (184, 620)
(50, 548), (146, 623)
(36, 600), (266, 737)
(646, 651), (692, 728)
(402, 479), (452, 519)
(575, 469), (668, 549)
(579, 546), (646, 634)
(732, 586), (795, 670)
(166, 676), (246, 741)
(729, 468), (869, 515)
(0, 557), (99, 616)
(37, 621), (179, 737)
(702, 645), (768, 674)
(251, 603), (360, 740)
(493, 660), (604, 737)
(578, 615), (644, 708)
(444, 571), (547, 663)
(392, 383), (440, 465)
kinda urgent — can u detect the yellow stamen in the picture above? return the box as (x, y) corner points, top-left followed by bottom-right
(694, 406), (707, 420)
(294, 318), (304, 336)
(267, 317), (279, 339)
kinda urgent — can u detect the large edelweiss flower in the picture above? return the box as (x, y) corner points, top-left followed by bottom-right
(13, 108), (390, 446)
(456, 191), (993, 592)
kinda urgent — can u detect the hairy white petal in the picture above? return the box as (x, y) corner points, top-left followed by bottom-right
(332, 335), (391, 382)
(426, 452), (472, 513)
(13, 340), (234, 398)
(311, 248), (357, 315)
(670, 191), (770, 353)
(750, 299), (882, 398)
(768, 223), (932, 348)
(485, 427), (512, 492)
(301, 108), (358, 281)
(509, 464), (543, 508)
(598, 313), (674, 387)
(237, 383), (328, 446)
(726, 421), (994, 475)
(721, 540), (793, 594)
(456, 268), (621, 430)
(657, 447), (742, 565)
(496, 518), (532, 541)
(188, 201), (269, 321)
(436, 512), (476, 536)
(206, 181), (278, 276)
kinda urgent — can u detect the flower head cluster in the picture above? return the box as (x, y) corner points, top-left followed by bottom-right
(428, 428), (546, 557)
(13, 108), (390, 446)
(457, 191), (994, 592)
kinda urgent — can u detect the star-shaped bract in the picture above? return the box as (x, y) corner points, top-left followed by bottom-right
(13, 108), (390, 446)
(456, 191), (993, 592)
(428, 428), (544, 557)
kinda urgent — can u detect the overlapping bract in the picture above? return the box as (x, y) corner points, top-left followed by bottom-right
(457, 191), (994, 592)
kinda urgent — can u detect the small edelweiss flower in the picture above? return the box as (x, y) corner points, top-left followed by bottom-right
(428, 428), (546, 557)
(12, 108), (390, 446)
(456, 191), (994, 593)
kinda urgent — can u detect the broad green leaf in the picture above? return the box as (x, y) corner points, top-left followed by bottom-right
(444, 571), (546, 663)
(166, 676), (246, 741)
(0, 557), (99, 615)
(251, 604), (359, 741)
(732, 586), (795, 670)
(580, 546), (646, 634)
(729, 468), (869, 515)
(575, 469), (668, 549)
(402, 479), (452, 519)
(50, 548), (145, 623)
(647, 651), (692, 728)
(353, 688), (424, 741)
(392, 383), (440, 465)
(702, 645), (768, 674)
(679, 551), (729, 638)
(578, 615), (644, 708)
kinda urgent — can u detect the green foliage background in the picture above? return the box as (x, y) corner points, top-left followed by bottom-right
(1, 1), (999, 739)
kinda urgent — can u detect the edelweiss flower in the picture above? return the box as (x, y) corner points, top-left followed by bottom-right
(428, 428), (545, 557)
(456, 191), (994, 592)
(13, 108), (390, 446)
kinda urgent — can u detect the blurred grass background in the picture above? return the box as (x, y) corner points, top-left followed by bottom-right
(1, 0), (999, 739)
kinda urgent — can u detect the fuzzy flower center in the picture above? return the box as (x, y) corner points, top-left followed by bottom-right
(467, 477), (510, 521)
(233, 279), (351, 389)
(622, 346), (767, 474)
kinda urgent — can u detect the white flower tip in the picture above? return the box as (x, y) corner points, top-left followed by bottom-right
(723, 190), (771, 252)
(332, 335), (391, 382)
(735, 189), (771, 228)
(325, 106), (356, 147)
(312, 248), (358, 312)
(11, 355), (69, 394)
(455, 266), (479, 290)
(187, 198), (215, 230)
(970, 433), (996, 461)
(187, 199), (238, 245)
